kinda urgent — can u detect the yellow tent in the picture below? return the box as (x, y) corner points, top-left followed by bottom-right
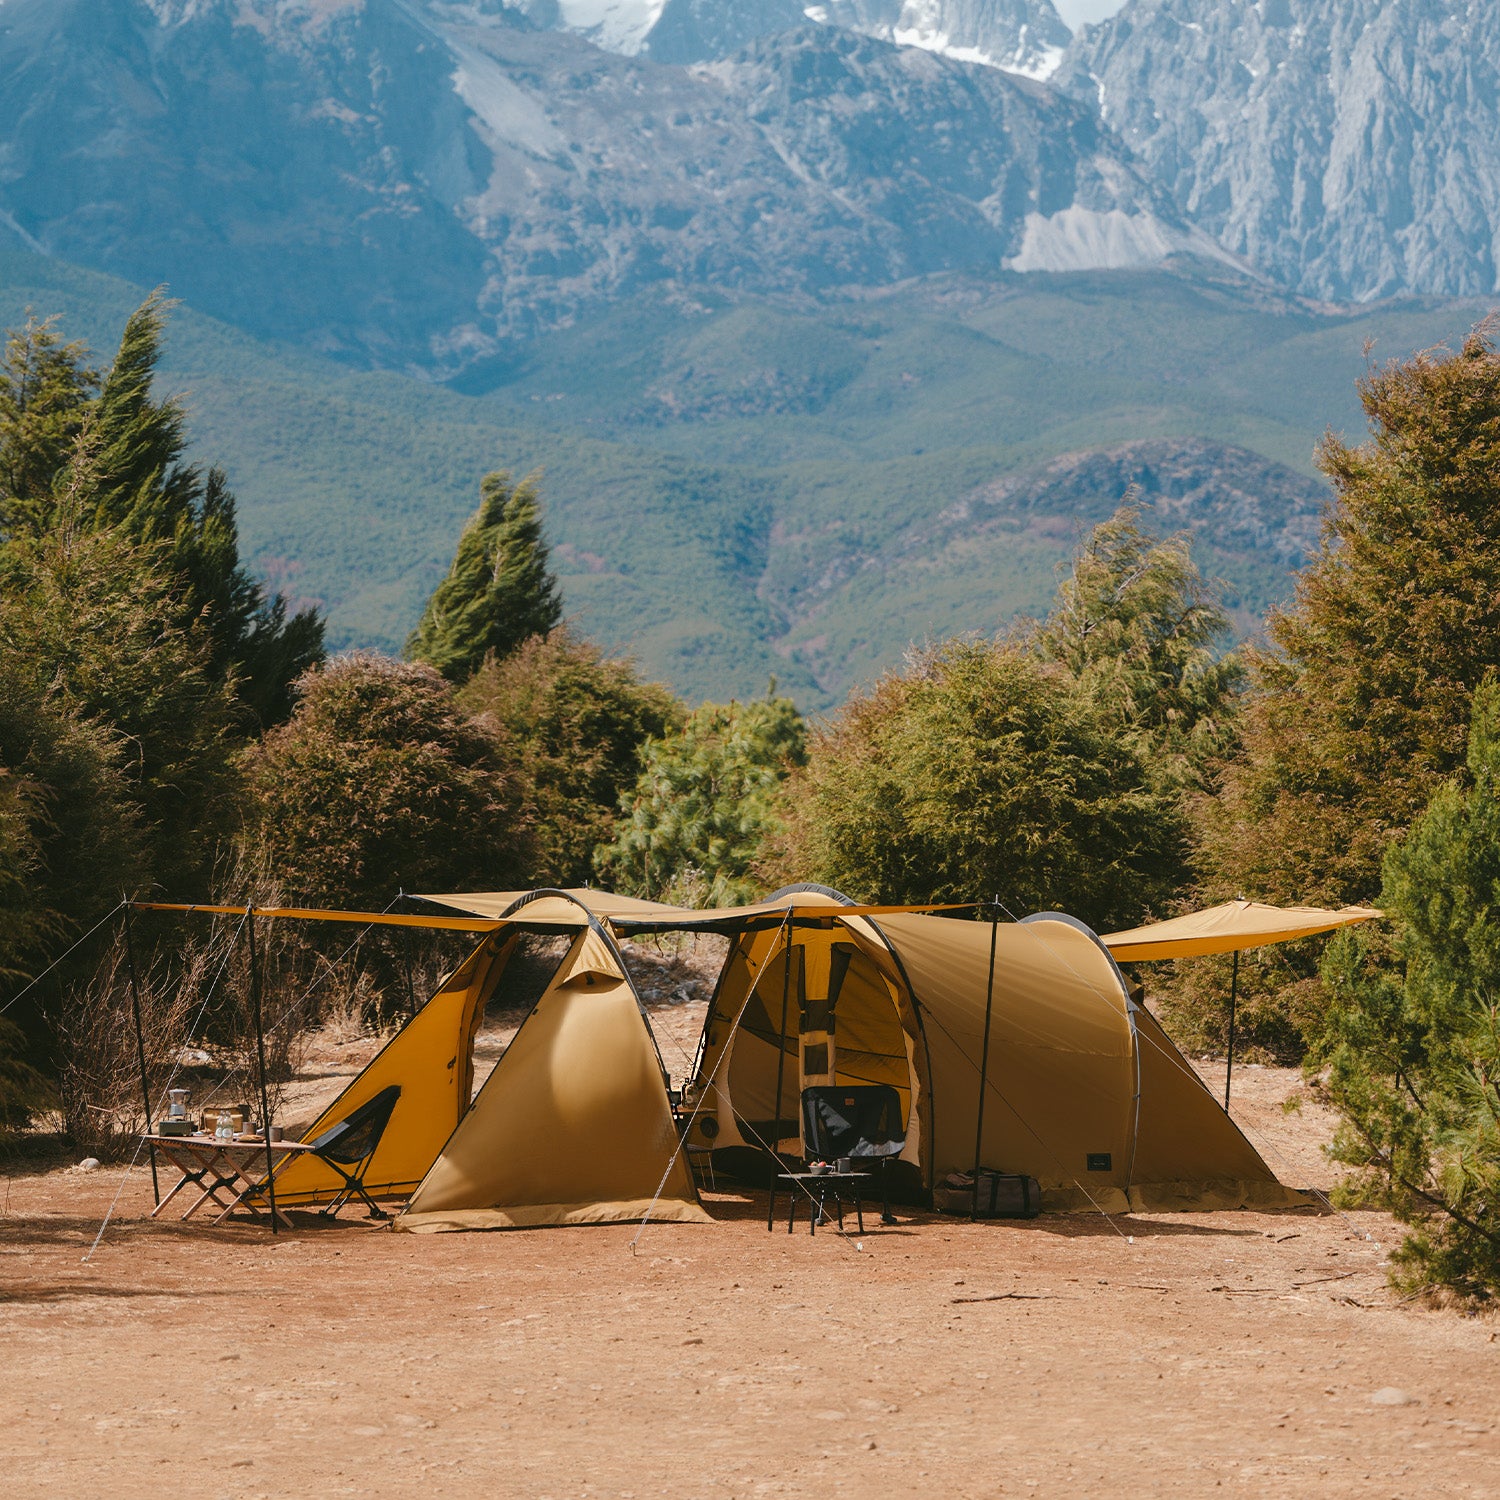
(159, 886), (1308, 1224)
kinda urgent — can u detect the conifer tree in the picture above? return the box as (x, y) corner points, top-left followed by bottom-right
(0, 314), (97, 534)
(1202, 325), (1500, 907)
(596, 692), (804, 906)
(0, 295), (324, 726)
(407, 471), (562, 683)
(1029, 503), (1241, 795)
(1320, 679), (1500, 1299)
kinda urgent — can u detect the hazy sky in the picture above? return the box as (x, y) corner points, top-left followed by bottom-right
(1054, 0), (1127, 28)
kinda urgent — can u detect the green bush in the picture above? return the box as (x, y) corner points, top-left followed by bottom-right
(243, 652), (537, 909)
(459, 628), (680, 887)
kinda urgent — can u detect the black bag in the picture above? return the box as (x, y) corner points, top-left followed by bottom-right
(932, 1168), (1042, 1219)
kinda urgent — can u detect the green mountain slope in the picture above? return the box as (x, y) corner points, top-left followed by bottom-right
(2, 248), (1489, 709)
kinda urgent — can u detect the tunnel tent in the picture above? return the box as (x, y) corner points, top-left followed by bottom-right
(682, 895), (1304, 1214)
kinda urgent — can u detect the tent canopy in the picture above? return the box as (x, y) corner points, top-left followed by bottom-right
(1101, 900), (1381, 962)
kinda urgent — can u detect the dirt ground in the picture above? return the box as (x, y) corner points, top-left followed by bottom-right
(3, 958), (1498, 1499)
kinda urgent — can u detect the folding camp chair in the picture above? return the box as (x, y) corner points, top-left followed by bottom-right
(795, 1083), (906, 1228)
(306, 1084), (402, 1220)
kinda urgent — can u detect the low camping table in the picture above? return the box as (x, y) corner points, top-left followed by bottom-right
(143, 1133), (318, 1230)
(768, 1170), (867, 1235)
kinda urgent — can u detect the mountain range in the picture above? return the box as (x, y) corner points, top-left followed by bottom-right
(0, 0), (1495, 705)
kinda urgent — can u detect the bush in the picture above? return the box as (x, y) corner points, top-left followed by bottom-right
(774, 639), (1183, 930)
(1318, 680), (1500, 1302)
(242, 652), (537, 909)
(459, 628), (681, 886)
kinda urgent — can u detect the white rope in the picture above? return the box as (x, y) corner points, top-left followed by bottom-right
(0, 900), (126, 1019)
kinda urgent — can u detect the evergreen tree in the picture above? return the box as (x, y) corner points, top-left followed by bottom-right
(596, 692), (805, 906)
(243, 653), (537, 909)
(459, 628), (681, 886)
(1029, 503), (1241, 795)
(0, 296), (324, 726)
(0, 314), (97, 534)
(776, 639), (1183, 929)
(407, 471), (562, 683)
(1203, 325), (1500, 909)
(1320, 680), (1500, 1300)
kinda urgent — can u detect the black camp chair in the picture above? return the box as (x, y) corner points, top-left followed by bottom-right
(306, 1084), (402, 1220)
(797, 1083), (906, 1228)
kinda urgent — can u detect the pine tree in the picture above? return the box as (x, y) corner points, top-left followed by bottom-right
(1029, 503), (1241, 795)
(0, 295), (324, 726)
(0, 314), (98, 535)
(596, 692), (805, 906)
(1320, 679), (1500, 1300)
(1203, 324), (1500, 909)
(407, 471), (563, 683)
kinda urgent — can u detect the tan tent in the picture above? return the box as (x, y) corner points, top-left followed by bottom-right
(176, 886), (1306, 1225)
(404, 886), (1305, 1215)
(400, 922), (708, 1231)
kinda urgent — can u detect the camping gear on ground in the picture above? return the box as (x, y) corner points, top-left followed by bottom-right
(772, 1168), (868, 1235)
(143, 1132), (318, 1230)
(299, 1084), (402, 1220)
(793, 1084), (905, 1227)
(933, 1169), (1042, 1219)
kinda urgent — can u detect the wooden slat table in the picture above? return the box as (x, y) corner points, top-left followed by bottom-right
(144, 1134), (317, 1230)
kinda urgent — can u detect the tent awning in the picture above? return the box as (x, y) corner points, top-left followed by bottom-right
(1101, 900), (1381, 962)
(414, 888), (964, 931)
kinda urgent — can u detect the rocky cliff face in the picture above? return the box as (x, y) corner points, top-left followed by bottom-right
(1061, 0), (1500, 300)
(0, 0), (1210, 372)
(526, 0), (1073, 72)
(808, 0), (1071, 78)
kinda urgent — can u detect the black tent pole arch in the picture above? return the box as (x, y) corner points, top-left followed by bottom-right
(970, 897), (999, 1221)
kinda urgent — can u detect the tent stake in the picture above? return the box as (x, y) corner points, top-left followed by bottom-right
(246, 908), (279, 1234)
(971, 897), (999, 1220)
(1224, 949), (1239, 1112)
(123, 904), (160, 1206)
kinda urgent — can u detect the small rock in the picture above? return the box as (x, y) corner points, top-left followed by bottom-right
(1370, 1387), (1417, 1407)
(77, 1158), (100, 1172)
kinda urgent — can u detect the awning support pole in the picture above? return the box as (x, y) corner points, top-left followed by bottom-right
(971, 896), (999, 1220)
(1224, 949), (1239, 1112)
(246, 908), (279, 1234)
(123, 903), (160, 1206)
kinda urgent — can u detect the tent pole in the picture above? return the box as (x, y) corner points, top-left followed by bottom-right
(1224, 949), (1239, 1112)
(769, 913), (794, 1173)
(246, 908), (279, 1235)
(123, 904), (160, 1206)
(971, 897), (999, 1220)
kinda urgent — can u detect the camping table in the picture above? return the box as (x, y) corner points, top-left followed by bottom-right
(768, 1171), (866, 1235)
(143, 1134), (317, 1231)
